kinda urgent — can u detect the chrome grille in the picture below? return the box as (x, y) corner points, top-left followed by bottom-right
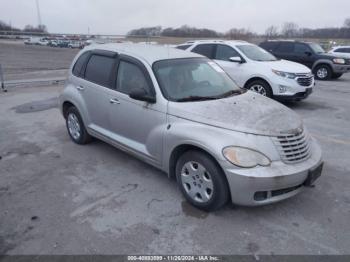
(273, 129), (311, 164)
(296, 74), (314, 87)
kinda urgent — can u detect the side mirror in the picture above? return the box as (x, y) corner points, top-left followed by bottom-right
(129, 88), (156, 104)
(305, 51), (312, 56)
(229, 56), (243, 63)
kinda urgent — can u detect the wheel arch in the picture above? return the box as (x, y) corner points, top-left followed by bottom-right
(62, 101), (76, 119)
(244, 77), (272, 90)
(168, 144), (228, 185)
(312, 60), (334, 72)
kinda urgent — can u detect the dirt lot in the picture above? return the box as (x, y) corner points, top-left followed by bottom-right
(0, 41), (78, 81)
(0, 41), (350, 255)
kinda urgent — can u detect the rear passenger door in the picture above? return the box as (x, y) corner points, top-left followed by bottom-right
(274, 42), (296, 62)
(79, 51), (118, 133)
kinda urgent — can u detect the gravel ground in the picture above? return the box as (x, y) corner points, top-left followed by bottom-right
(0, 42), (350, 256)
(0, 41), (78, 80)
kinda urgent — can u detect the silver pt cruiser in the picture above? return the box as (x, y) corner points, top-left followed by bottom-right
(59, 43), (323, 211)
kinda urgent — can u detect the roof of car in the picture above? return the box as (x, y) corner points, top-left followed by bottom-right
(84, 43), (203, 65)
(331, 46), (350, 49)
(262, 40), (315, 45)
(180, 39), (250, 46)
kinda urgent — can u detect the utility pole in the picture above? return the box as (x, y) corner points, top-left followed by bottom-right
(35, 0), (42, 26)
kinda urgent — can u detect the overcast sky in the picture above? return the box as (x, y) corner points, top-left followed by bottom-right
(0, 0), (349, 35)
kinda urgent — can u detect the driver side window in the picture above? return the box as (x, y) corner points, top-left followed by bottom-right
(116, 61), (152, 95)
(215, 45), (240, 61)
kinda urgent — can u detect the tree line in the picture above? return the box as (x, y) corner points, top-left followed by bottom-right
(2, 18), (350, 39)
(0, 21), (47, 34)
(128, 18), (350, 39)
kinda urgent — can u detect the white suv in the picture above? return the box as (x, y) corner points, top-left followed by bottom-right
(177, 40), (315, 101)
(329, 46), (350, 58)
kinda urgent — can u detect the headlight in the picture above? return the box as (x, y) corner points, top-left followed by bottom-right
(272, 70), (297, 79)
(333, 58), (345, 64)
(223, 146), (271, 168)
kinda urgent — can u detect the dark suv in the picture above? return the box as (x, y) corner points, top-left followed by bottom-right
(260, 41), (350, 80)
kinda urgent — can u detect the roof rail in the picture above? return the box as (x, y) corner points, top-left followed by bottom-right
(185, 39), (226, 44)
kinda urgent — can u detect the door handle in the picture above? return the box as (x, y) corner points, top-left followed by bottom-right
(76, 86), (85, 91)
(110, 98), (121, 105)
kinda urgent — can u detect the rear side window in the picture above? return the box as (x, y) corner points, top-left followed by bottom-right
(84, 55), (115, 87)
(116, 61), (152, 95)
(72, 52), (90, 77)
(335, 48), (350, 53)
(260, 42), (279, 51)
(192, 44), (215, 59)
(215, 45), (240, 61)
(276, 42), (294, 53)
(176, 45), (192, 50)
(294, 43), (311, 54)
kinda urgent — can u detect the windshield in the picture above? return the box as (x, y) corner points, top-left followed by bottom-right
(309, 43), (325, 54)
(153, 58), (242, 102)
(237, 45), (277, 61)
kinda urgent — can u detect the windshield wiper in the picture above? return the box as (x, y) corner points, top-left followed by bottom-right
(175, 96), (218, 102)
(215, 89), (244, 99)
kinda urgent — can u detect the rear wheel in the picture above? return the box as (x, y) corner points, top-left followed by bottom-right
(314, 64), (332, 80)
(65, 107), (92, 145)
(245, 80), (273, 98)
(332, 73), (343, 79)
(176, 150), (229, 211)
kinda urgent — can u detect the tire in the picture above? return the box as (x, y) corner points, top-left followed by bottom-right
(332, 73), (343, 79)
(245, 80), (273, 98)
(65, 107), (92, 145)
(176, 150), (229, 211)
(314, 64), (332, 80)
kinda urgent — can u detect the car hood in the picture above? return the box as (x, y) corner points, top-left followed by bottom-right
(317, 52), (349, 60)
(263, 59), (311, 73)
(328, 52), (350, 59)
(168, 91), (303, 136)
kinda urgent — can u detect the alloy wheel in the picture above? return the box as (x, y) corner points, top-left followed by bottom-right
(317, 67), (328, 79)
(250, 84), (267, 96)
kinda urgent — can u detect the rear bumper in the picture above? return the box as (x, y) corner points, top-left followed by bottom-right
(220, 140), (323, 206)
(333, 64), (350, 74)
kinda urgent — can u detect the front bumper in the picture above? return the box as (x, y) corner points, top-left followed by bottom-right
(274, 88), (313, 101)
(220, 140), (323, 206)
(332, 64), (350, 74)
(270, 76), (315, 100)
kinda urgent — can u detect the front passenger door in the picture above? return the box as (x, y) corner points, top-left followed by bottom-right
(108, 56), (166, 166)
(213, 44), (245, 86)
(293, 43), (314, 68)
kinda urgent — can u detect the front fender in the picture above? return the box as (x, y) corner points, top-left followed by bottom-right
(312, 59), (334, 71)
(163, 115), (279, 176)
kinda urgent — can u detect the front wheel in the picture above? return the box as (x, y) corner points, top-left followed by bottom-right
(176, 151), (229, 211)
(245, 80), (273, 98)
(314, 65), (332, 80)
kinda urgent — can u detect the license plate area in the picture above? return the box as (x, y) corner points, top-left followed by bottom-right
(304, 162), (323, 187)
